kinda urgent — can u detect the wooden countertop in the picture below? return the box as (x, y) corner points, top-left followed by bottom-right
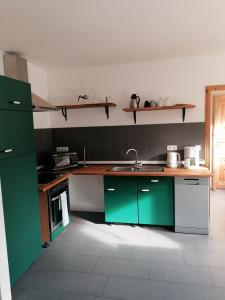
(39, 165), (213, 192)
(38, 173), (72, 192)
(71, 165), (213, 177)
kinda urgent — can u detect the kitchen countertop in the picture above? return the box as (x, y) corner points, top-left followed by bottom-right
(38, 173), (72, 192)
(38, 165), (213, 192)
(71, 165), (213, 177)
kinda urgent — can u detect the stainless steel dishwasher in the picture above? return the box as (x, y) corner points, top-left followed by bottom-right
(175, 177), (209, 234)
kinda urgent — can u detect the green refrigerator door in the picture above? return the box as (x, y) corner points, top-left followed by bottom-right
(104, 176), (138, 224)
(0, 110), (35, 161)
(0, 153), (41, 285)
(0, 75), (32, 111)
(138, 177), (174, 226)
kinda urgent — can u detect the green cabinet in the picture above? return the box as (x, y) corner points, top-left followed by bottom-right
(0, 76), (41, 285)
(0, 110), (35, 160)
(104, 176), (138, 224)
(0, 154), (41, 284)
(138, 177), (174, 226)
(104, 176), (174, 226)
(0, 75), (32, 111)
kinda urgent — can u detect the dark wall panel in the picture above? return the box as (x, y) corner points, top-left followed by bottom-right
(35, 122), (205, 163)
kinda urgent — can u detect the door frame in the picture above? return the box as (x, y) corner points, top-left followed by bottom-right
(205, 84), (225, 170)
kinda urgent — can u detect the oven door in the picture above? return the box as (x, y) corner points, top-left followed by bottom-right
(49, 194), (63, 232)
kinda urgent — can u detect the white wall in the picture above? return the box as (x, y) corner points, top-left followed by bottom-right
(47, 52), (225, 128)
(28, 63), (51, 129)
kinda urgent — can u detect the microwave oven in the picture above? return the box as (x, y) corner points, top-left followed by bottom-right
(48, 152), (78, 170)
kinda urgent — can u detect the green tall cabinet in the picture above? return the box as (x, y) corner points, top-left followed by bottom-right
(0, 75), (41, 285)
(104, 176), (174, 226)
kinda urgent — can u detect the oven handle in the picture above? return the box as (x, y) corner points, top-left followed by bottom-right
(51, 195), (61, 202)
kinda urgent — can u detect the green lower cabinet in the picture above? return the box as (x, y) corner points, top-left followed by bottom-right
(104, 176), (174, 226)
(0, 153), (41, 285)
(104, 176), (138, 224)
(138, 177), (174, 226)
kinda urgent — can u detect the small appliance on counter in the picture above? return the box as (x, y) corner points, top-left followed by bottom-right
(184, 145), (201, 169)
(167, 151), (181, 168)
(47, 151), (78, 171)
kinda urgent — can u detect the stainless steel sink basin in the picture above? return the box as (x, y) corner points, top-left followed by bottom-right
(109, 166), (137, 172)
(109, 166), (164, 172)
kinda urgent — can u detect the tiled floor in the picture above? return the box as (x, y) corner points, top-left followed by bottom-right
(13, 189), (225, 300)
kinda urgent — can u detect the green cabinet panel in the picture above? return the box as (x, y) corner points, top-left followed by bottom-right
(138, 177), (174, 226)
(0, 75), (32, 111)
(0, 110), (35, 160)
(104, 176), (138, 224)
(0, 153), (41, 284)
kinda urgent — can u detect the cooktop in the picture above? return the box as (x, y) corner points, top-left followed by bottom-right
(37, 173), (64, 184)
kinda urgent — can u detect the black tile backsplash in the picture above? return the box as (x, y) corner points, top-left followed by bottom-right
(35, 122), (205, 163)
(35, 129), (53, 165)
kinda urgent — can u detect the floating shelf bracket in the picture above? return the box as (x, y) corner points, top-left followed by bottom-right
(182, 107), (186, 122)
(61, 108), (67, 121)
(105, 105), (109, 119)
(133, 111), (137, 124)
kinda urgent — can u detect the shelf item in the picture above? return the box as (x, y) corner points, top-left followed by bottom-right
(123, 104), (196, 124)
(57, 102), (116, 121)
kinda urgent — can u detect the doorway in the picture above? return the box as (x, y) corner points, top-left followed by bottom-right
(205, 85), (225, 189)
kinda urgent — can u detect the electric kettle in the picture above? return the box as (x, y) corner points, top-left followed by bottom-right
(130, 94), (140, 108)
(167, 151), (181, 168)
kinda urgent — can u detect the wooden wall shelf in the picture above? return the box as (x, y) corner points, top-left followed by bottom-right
(123, 104), (196, 124)
(57, 102), (116, 121)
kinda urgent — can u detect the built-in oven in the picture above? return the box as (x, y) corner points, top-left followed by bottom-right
(47, 180), (70, 236)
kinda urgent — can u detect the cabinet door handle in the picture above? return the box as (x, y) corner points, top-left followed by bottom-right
(141, 189), (150, 192)
(0, 149), (13, 153)
(107, 188), (115, 191)
(151, 179), (159, 183)
(10, 101), (22, 105)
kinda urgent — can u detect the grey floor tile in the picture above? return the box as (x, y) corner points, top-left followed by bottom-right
(92, 257), (150, 279)
(146, 232), (196, 251)
(81, 243), (133, 259)
(17, 268), (107, 296)
(47, 239), (86, 254)
(150, 262), (212, 286)
(12, 286), (61, 300)
(183, 251), (225, 267)
(59, 293), (114, 300)
(39, 253), (98, 273)
(170, 282), (225, 300)
(103, 276), (170, 300)
(132, 246), (184, 264)
(195, 239), (225, 253)
(209, 267), (225, 288)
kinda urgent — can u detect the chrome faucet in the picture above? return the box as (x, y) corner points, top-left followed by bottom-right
(126, 148), (142, 169)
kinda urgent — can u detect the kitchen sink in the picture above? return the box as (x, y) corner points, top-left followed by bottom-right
(109, 166), (164, 172)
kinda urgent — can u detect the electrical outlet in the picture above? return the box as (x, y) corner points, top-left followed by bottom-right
(167, 145), (177, 151)
(56, 146), (69, 152)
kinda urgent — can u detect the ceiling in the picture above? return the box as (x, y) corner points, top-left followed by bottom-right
(0, 0), (225, 69)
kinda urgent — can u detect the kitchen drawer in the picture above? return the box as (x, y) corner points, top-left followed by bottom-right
(0, 75), (32, 111)
(0, 110), (35, 160)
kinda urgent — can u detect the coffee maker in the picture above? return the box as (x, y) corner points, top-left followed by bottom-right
(184, 145), (201, 169)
